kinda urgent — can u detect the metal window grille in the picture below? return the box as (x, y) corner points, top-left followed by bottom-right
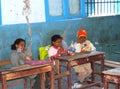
(85, 0), (120, 16)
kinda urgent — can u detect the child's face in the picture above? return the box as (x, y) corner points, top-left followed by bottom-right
(16, 41), (25, 52)
(53, 39), (62, 48)
(78, 36), (87, 43)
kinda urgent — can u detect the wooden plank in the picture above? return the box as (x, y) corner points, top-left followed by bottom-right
(78, 81), (102, 89)
(95, 60), (120, 68)
(0, 60), (27, 89)
(54, 71), (70, 79)
(7, 79), (25, 88)
(0, 60), (11, 66)
(102, 67), (120, 75)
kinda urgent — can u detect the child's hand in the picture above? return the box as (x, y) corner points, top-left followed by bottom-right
(68, 51), (75, 56)
(81, 50), (90, 53)
(57, 47), (63, 53)
(58, 46), (63, 51)
(81, 47), (91, 53)
(25, 56), (32, 61)
(57, 47), (64, 56)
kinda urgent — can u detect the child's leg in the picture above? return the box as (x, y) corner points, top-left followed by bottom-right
(73, 65), (87, 83)
(71, 67), (80, 84)
(83, 63), (92, 78)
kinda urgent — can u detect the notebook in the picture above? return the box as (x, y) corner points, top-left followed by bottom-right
(25, 60), (51, 66)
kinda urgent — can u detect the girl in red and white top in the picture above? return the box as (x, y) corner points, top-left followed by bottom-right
(48, 34), (67, 65)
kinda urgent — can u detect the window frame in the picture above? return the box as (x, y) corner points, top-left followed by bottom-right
(45, 0), (87, 22)
(85, 0), (120, 17)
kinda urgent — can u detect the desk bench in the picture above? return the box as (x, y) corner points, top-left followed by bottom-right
(56, 51), (105, 89)
(0, 60), (54, 89)
(0, 60), (28, 89)
(102, 68), (120, 89)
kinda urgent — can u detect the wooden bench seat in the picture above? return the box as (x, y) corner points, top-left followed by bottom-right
(0, 60), (29, 89)
(0, 60), (11, 66)
(94, 60), (120, 75)
(102, 68), (120, 89)
(95, 60), (120, 68)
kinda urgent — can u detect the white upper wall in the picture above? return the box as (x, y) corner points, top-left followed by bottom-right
(1, 0), (46, 25)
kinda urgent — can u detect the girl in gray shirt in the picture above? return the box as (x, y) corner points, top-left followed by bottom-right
(10, 38), (31, 66)
(10, 38), (36, 88)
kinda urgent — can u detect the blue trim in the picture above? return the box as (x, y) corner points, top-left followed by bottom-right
(0, 0), (2, 25)
(45, 0), (50, 21)
(81, 0), (87, 17)
(45, 0), (66, 21)
(67, 0), (85, 19)
(45, 0), (86, 22)
(63, 0), (69, 19)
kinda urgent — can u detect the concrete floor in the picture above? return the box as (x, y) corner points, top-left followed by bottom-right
(33, 74), (117, 89)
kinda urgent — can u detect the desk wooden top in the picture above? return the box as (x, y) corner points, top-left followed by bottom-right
(103, 67), (120, 76)
(0, 63), (52, 74)
(56, 51), (105, 61)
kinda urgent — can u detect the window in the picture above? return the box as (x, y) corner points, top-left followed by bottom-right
(45, 0), (86, 21)
(0, 0), (45, 25)
(85, 0), (120, 17)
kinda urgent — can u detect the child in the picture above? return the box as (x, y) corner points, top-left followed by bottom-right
(10, 38), (36, 88)
(10, 38), (32, 66)
(48, 34), (67, 64)
(73, 29), (96, 85)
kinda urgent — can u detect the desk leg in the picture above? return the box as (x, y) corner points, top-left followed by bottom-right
(1, 75), (7, 89)
(30, 78), (33, 89)
(67, 62), (71, 89)
(24, 77), (28, 89)
(104, 77), (108, 89)
(104, 81), (108, 89)
(91, 62), (95, 82)
(50, 65), (54, 89)
(115, 83), (119, 89)
(101, 56), (104, 82)
(40, 73), (45, 89)
(56, 60), (61, 89)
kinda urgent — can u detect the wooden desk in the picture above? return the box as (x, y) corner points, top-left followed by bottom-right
(103, 68), (120, 89)
(0, 63), (54, 89)
(56, 51), (105, 89)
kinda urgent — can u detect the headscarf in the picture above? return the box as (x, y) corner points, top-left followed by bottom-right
(77, 29), (87, 38)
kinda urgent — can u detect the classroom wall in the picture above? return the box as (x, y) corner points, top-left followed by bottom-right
(0, 15), (120, 62)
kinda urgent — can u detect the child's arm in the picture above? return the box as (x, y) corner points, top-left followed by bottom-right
(25, 56), (32, 61)
(90, 42), (96, 51)
(24, 49), (32, 61)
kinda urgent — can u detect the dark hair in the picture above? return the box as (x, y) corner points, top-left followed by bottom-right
(11, 38), (26, 50)
(51, 34), (62, 45)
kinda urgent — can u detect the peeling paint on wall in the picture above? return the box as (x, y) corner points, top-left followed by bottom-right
(22, 0), (32, 56)
(61, 25), (71, 41)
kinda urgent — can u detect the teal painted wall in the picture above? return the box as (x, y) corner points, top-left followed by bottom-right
(0, 15), (120, 89)
(0, 15), (120, 62)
